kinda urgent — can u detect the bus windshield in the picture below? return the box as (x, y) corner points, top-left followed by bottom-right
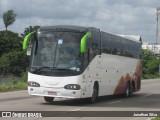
(30, 31), (82, 74)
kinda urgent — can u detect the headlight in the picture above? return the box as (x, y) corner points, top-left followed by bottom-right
(64, 84), (81, 90)
(28, 81), (40, 87)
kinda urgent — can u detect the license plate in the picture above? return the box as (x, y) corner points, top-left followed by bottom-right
(48, 91), (57, 95)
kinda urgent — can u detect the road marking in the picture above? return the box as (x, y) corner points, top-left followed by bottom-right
(0, 104), (10, 108)
(107, 100), (121, 104)
(69, 108), (82, 111)
(138, 93), (152, 98)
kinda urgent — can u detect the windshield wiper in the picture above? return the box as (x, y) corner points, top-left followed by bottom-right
(31, 67), (79, 73)
(52, 68), (73, 71)
(52, 67), (80, 72)
(32, 67), (54, 73)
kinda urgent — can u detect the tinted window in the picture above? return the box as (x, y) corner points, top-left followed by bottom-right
(30, 31), (83, 76)
(101, 31), (141, 58)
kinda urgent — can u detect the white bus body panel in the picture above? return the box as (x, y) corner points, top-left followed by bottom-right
(96, 53), (140, 96)
(28, 73), (83, 98)
(28, 53), (141, 99)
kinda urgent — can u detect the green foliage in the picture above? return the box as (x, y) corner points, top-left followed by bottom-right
(9, 73), (17, 84)
(142, 49), (160, 79)
(0, 30), (28, 77)
(151, 117), (160, 120)
(142, 74), (160, 79)
(0, 28), (29, 92)
(3, 10), (16, 31)
(145, 58), (160, 74)
(0, 51), (29, 76)
(0, 31), (22, 56)
(21, 70), (28, 82)
(21, 26), (40, 37)
(0, 81), (27, 92)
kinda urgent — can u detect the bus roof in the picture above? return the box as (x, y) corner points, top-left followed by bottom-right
(117, 34), (142, 43)
(39, 25), (100, 33)
(38, 25), (142, 44)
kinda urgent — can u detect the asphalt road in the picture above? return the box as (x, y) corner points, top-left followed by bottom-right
(0, 79), (160, 120)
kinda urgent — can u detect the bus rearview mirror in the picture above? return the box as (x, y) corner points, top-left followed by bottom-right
(80, 32), (91, 53)
(23, 31), (36, 50)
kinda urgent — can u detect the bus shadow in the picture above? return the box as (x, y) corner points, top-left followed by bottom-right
(93, 93), (160, 109)
(41, 93), (160, 109)
(41, 93), (141, 106)
(41, 98), (90, 106)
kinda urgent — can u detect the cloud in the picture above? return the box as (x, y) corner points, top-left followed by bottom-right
(0, 0), (9, 11)
(0, 0), (160, 43)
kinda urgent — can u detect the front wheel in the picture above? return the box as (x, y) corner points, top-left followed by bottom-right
(87, 84), (98, 104)
(44, 96), (54, 103)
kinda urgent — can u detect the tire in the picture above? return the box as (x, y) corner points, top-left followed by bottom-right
(87, 84), (98, 104)
(124, 82), (133, 97)
(44, 96), (54, 103)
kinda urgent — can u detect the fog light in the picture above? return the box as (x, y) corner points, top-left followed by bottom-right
(30, 88), (33, 91)
(72, 91), (76, 95)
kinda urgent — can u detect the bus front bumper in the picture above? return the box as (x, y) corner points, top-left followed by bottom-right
(28, 86), (82, 99)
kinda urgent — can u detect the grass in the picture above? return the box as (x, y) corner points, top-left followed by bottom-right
(151, 117), (160, 120)
(142, 74), (160, 79)
(0, 71), (28, 92)
(0, 81), (27, 92)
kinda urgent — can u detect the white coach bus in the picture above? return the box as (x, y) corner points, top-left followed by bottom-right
(23, 25), (142, 103)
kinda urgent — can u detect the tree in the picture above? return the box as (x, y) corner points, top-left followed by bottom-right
(0, 31), (29, 76)
(0, 31), (21, 57)
(0, 51), (29, 76)
(3, 10), (16, 31)
(142, 49), (160, 78)
(20, 26), (40, 46)
(21, 26), (40, 37)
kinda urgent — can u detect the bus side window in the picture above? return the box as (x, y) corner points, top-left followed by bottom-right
(92, 42), (99, 55)
(91, 31), (100, 49)
(92, 42), (98, 50)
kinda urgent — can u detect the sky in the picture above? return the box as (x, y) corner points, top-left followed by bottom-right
(0, 0), (160, 43)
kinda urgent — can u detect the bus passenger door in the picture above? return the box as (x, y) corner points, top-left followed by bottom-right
(81, 48), (92, 98)
(80, 30), (102, 98)
(87, 30), (102, 97)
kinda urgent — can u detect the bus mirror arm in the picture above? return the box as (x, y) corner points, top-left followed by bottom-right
(23, 31), (36, 50)
(80, 32), (91, 53)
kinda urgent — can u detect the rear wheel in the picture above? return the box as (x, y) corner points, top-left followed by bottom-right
(124, 82), (133, 97)
(87, 84), (98, 104)
(44, 96), (54, 103)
